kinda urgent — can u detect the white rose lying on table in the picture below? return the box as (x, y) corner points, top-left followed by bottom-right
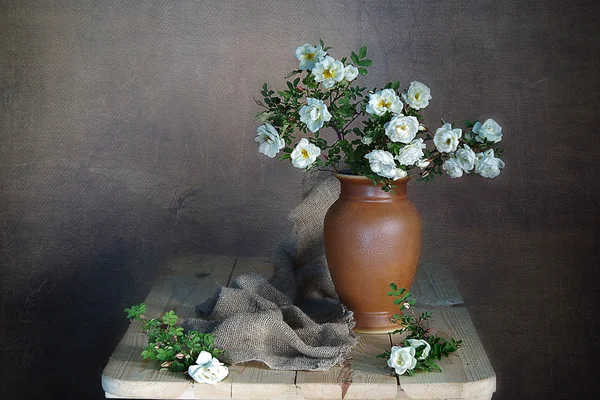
(188, 351), (229, 385)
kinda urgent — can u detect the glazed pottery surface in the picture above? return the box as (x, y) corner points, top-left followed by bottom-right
(323, 174), (422, 333)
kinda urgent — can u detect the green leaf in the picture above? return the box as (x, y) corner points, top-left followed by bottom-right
(351, 52), (359, 65)
(359, 45), (367, 59)
(358, 67), (368, 76)
(464, 119), (476, 128)
(357, 58), (372, 67)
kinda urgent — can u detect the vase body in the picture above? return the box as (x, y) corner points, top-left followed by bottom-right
(323, 174), (422, 333)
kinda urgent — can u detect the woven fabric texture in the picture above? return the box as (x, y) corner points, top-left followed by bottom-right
(183, 172), (357, 370)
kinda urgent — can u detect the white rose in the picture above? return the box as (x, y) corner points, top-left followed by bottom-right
(433, 123), (462, 153)
(393, 168), (408, 180)
(407, 339), (431, 360)
(291, 138), (321, 169)
(255, 123), (285, 158)
(361, 136), (373, 145)
(384, 115), (419, 144)
(299, 98), (332, 133)
(188, 351), (229, 385)
(474, 149), (505, 178)
(396, 138), (426, 166)
(387, 346), (417, 376)
(473, 118), (502, 143)
(455, 144), (476, 172)
(366, 89), (403, 116)
(344, 64), (359, 81)
(294, 43), (326, 71)
(312, 56), (345, 89)
(416, 159), (430, 169)
(364, 149), (398, 179)
(402, 81), (432, 110)
(442, 157), (464, 178)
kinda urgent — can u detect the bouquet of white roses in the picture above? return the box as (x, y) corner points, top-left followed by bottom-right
(255, 41), (505, 191)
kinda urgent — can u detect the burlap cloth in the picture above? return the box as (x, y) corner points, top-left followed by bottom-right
(183, 171), (357, 371)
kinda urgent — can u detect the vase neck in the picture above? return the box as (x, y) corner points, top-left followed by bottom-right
(336, 174), (409, 200)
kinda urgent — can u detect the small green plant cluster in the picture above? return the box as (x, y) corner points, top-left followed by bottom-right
(377, 284), (462, 375)
(125, 303), (224, 373)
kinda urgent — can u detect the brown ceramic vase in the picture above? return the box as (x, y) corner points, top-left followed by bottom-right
(323, 174), (422, 333)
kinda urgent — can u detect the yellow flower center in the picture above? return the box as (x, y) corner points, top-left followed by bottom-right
(415, 92), (421, 100)
(301, 149), (310, 158)
(378, 99), (391, 109)
(323, 68), (334, 79)
(306, 52), (315, 60)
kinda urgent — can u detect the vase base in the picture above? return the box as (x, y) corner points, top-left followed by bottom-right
(351, 311), (397, 334)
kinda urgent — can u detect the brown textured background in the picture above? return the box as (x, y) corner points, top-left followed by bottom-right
(1, 1), (598, 399)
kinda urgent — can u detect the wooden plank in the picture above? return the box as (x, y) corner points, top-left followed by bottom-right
(102, 258), (495, 400)
(390, 262), (494, 400)
(230, 256), (274, 280)
(102, 255), (237, 399)
(296, 334), (398, 400)
(393, 308), (495, 400)
(411, 263), (464, 309)
(226, 256), (298, 399)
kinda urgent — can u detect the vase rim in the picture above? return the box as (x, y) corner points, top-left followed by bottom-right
(335, 172), (411, 184)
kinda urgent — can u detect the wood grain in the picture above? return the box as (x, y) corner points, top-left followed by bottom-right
(394, 307), (495, 400)
(102, 258), (495, 399)
(296, 333), (398, 400)
(102, 255), (237, 399)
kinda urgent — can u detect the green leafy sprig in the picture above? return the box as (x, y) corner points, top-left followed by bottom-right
(125, 303), (224, 373)
(376, 284), (463, 375)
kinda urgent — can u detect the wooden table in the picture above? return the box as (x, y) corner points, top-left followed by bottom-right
(102, 255), (496, 399)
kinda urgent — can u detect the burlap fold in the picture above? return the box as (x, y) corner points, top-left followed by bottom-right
(183, 171), (357, 371)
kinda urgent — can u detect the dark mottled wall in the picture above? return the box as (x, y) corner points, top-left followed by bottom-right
(1, 1), (598, 399)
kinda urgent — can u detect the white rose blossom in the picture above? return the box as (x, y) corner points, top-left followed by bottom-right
(474, 149), (505, 178)
(361, 136), (373, 145)
(473, 118), (502, 143)
(290, 138), (321, 169)
(312, 56), (345, 89)
(402, 81), (432, 110)
(416, 158), (430, 169)
(407, 339), (431, 360)
(294, 43), (326, 71)
(344, 64), (359, 81)
(396, 138), (426, 166)
(255, 123), (285, 158)
(365, 149), (401, 179)
(387, 346), (417, 376)
(188, 351), (229, 385)
(455, 144), (476, 172)
(366, 89), (403, 116)
(384, 115), (419, 144)
(393, 167), (408, 180)
(433, 123), (462, 153)
(299, 98), (332, 133)
(442, 157), (464, 178)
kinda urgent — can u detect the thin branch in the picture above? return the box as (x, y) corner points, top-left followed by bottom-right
(342, 111), (361, 132)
